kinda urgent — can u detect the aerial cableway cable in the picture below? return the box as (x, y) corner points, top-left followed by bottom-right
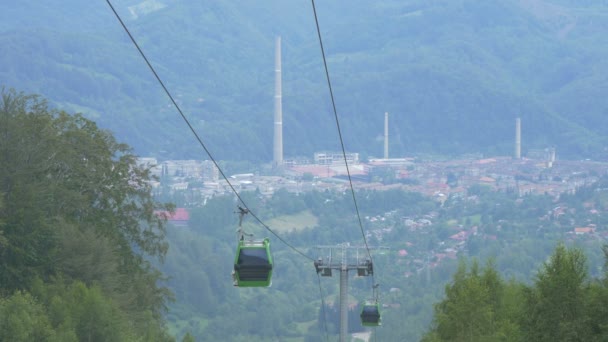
(104, 0), (314, 262)
(105, 0), (331, 333)
(310, 2), (383, 337)
(309, 0), (377, 286)
(105, 0), (336, 335)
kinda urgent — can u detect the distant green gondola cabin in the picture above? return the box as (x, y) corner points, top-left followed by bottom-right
(360, 301), (381, 326)
(233, 238), (273, 287)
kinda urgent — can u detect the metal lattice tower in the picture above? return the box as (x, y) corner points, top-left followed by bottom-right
(314, 244), (388, 342)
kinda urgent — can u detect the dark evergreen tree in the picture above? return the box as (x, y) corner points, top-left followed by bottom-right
(521, 244), (589, 342)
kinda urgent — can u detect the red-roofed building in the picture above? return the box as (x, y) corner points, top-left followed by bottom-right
(574, 227), (594, 235)
(450, 231), (468, 241)
(156, 208), (190, 227)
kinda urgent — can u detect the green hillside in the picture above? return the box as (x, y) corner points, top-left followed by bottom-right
(2, 0), (608, 161)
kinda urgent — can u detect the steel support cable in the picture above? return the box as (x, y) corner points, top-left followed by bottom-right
(316, 273), (330, 342)
(105, 0), (313, 262)
(310, 0), (376, 285)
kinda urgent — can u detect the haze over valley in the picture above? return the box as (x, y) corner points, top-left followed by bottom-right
(3, 1), (608, 341)
(3, 0), (608, 162)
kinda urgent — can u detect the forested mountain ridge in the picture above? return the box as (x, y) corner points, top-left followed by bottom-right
(2, 0), (608, 162)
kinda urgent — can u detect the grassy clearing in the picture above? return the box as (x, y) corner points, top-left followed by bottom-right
(296, 320), (317, 334)
(446, 219), (459, 227)
(266, 210), (319, 233)
(467, 214), (481, 225)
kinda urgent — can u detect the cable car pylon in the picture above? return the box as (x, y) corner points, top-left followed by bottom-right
(314, 243), (388, 342)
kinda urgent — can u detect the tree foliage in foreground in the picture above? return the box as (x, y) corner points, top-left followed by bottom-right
(0, 88), (174, 340)
(423, 243), (608, 342)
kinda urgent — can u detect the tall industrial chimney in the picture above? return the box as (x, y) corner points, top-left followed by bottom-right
(273, 36), (283, 168)
(384, 112), (389, 159)
(515, 117), (521, 159)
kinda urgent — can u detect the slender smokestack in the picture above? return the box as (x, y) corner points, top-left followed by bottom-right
(384, 112), (389, 159)
(515, 117), (521, 159)
(273, 36), (283, 168)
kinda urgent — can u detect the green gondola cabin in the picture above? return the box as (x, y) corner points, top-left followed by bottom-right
(233, 238), (273, 287)
(360, 301), (381, 326)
